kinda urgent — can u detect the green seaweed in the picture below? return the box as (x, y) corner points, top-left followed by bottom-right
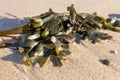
(0, 4), (120, 67)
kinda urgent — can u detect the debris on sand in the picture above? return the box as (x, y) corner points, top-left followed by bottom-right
(0, 4), (120, 67)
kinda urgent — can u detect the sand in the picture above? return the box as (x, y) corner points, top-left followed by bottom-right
(0, 0), (120, 80)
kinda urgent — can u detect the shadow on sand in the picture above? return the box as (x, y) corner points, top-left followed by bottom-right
(0, 13), (29, 64)
(108, 13), (120, 18)
(0, 12), (29, 30)
(1, 49), (25, 64)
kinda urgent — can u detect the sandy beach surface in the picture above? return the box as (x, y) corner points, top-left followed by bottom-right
(0, 0), (120, 80)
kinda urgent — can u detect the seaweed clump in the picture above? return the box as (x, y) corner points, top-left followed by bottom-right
(0, 5), (120, 67)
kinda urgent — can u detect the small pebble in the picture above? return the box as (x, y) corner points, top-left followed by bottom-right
(99, 59), (110, 66)
(110, 50), (118, 54)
